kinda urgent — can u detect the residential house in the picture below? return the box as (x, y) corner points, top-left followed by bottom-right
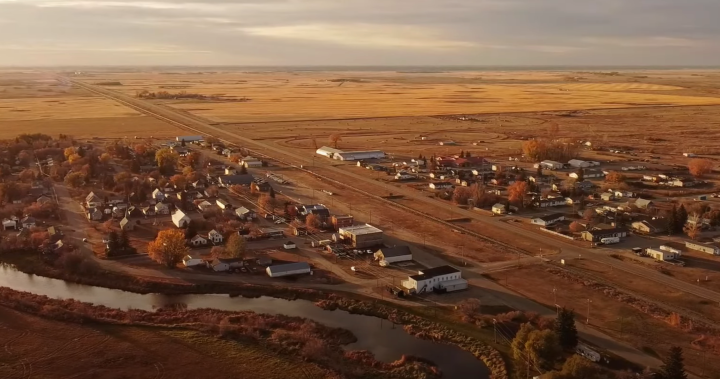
(614, 190), (634, 198)
(126, 206), (143, 218)
(196, 200), (215, 213)
(219, 174), (255, 187)
(216, 199), (231, 210)
(208, 229), (223, 244)
(235, 206), (255, 220)
(570, 169), (604, 179)
(85, 192), (103, 208)
(629, 198), (654, 210)
(119, 217), (134, 231)
(183, 255), (205, 267)
(141, 206), (156, 217)
(531, 213), (565, 227)
(2, 218), (17, 230)
(155, 202), (170, 215)
(172, 210), (191, 228)
(600, 193), (615, 201)
(86, 208), (103, 221)
(189, 234), (208, 247)
(152, 189), (165, 202)
(210, 258), (231, 272)
(685, 241), (720, 256)
(429, 182), (453, 190)
(539, 160), (564, 170)
(581, 228), (628, 242)
(36, 196), (53, 205)
(534, 198), (566, 208)
(102, 205), (113, 216)
(192, 180), (206, 190)
(492, 203), (507, 215)
(631, 219), (667, 235)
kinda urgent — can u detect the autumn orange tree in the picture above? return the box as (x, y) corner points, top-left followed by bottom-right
(170, 174), (187, 189)
(306, 213), (321, 232)
(569, 221), (585, 233)
(147, 229), (189, 268)
(605, 171), (626, 183)
(688, 158), (714, 178)
(507, 181), (528, 208)
(259, 193), (277, 214)
(452, 186), (473, 205)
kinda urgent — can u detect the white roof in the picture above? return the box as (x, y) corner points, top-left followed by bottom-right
(340, 224), (383, 236)
(316, 146), (344, 155)
(172, 210), (189, 224)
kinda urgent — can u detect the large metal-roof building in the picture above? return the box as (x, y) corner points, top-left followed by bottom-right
(316, 146), (344, 158)
(339, 224), (383, 248)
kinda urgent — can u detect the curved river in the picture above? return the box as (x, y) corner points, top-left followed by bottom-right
(0, 266), (489, 379)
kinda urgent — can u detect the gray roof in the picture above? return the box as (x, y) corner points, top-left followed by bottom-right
(219, 174), (255, 186)
(376, 246), (412, 258)
(266, 262), (311, 274)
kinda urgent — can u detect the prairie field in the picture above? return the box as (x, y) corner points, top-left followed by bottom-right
(85, 70), (720, 123)
(0, 72), (183, 139)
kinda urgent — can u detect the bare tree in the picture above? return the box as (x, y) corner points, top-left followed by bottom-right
(329, 133), (342, 149)
(686, 213), (702, 240)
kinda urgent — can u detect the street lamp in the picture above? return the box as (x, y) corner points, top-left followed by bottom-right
(586, 299), (592, 324)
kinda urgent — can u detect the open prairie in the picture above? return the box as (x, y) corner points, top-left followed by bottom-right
(0, 72), (183, 139)
(85, 70), (720, 123)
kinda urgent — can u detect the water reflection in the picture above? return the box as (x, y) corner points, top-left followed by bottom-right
(0, 266), (489, 379)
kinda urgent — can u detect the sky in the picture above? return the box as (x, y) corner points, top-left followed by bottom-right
(0, 0), (718, 66)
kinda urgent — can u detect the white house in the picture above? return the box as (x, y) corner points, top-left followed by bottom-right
(152, 189), (165, 202)
(208, 229), (223, 244)
(685, 241), (720, 256)
(235, 206), (255, 220)
(570, 170), (604, 179)
(266, 262), (312, 277)
(401, 265), (467, 294)
(2, 218), (17, 230)
(216, 199), (231, 210)
(172, 210), (191, 228)
(531, 213), (565, 227)
(224, 167), (237, 175)
(374, 246), (413, 265)
(540, 160), (564, 170)
(492, 203), (507, 215)
(646, 248), (676, 261)
(86, 192), (103, 208)
(189, 234), (208, 247)
(429, 182), (453, 190)
(182, 255), (205, 267)
(155, 202), (170, 215)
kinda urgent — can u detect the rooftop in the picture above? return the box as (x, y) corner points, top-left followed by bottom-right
(266, 261), (311, 274)
(410, 265), (460, 281)
(376, 246), (412, 258)
(340, 224), (383, 236)
(534, 213), (564, 221)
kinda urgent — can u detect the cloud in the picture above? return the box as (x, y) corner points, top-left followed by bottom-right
(242, 23), (476, 50)
(581, 36), (705, 48)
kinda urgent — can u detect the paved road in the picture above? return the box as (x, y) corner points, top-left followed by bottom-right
(65, 79), (686, 373)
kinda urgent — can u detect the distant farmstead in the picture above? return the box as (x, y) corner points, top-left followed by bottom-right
(176, 136), (203, 142)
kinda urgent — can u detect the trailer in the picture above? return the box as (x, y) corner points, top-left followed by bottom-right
(599, 237), (620, 245)
(660, 245), (682, 256)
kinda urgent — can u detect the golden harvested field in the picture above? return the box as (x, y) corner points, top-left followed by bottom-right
(86, 70), (720, 123)
(0, 72), (184, 139)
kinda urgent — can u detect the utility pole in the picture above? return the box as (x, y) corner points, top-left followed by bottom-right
(553, 288), (558, 316)
(493, 319), (497, 343)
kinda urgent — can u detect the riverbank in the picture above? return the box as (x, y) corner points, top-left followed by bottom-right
(0, 250), (509, 379)
(0, 286), (440, 379)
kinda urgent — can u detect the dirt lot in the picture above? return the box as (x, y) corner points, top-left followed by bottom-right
(0, 307), (329, 379)
(486, 264), (719, 378)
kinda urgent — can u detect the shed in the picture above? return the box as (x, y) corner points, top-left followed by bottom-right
(316, 146), (344, 158)
(374, 246), (413, 264)
(2, 218), (17, 230)
(283, 241), (297, 250)
(266, 262), (312, 278)
(492, 203), (507, 215)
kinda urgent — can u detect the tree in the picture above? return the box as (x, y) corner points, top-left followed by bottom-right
(99, 153), (112, 165)
(186, 151), (202, 168)
(329, 133), (342, 149)
(511, 323), (535, 362)
(259, 194), (277, 214)
(106, 231), (120, 256)
(155, 148), (179, 173)
(575, 168), (584, 182)
(545, 355), (607, 379)
(686, 213), (702, 240)
(659, 346), (688, 379)
(569, 221), (584, 233)
(119, 230), (130, 250)
(64, 172), (84, 188)
(605, 171), (626, 184)
(555, 307), (578, 350)
(182, 166), (194, 176)
(63, 147), (76, 160)
(306, 213), (321, 232)
(452, 186), (472, 205)
(526, 329), (561, 371)
(677, 205), (688, 232)
(269, 186), (276, 199)
(133, 144), (148, 156)
(184, 221), (197, 239)
(210, 246), (226, 258)
(206, 185), (219, 197)
(688, 158), (714, 178)
(170, 174), (187, 189)
(508, 181), (528, 208)
(225, 234), (246, 259)
(667, 205), (678, 235)
(147, 229), (189, 268)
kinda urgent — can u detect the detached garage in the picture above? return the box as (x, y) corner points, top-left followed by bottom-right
(374, 246), (413, 265)
(266, 262), (312, 278)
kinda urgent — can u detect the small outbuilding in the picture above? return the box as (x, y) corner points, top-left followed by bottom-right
(374, 246), (413, 264)
(266, 262), (312, 278)
(491, 203), (507, 215)
(283, 241), (297, 250)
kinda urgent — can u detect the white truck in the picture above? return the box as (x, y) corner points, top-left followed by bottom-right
(599, 236), (620, 245)
(660, 245), (682, 256)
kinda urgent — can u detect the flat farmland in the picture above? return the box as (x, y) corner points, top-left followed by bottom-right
(0, 72), (184, 139)
(87, 70), (720, 123)
(0, 307), (329, 379)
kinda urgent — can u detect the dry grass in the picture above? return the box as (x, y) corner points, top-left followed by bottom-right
(0, 116), (183, 139)
(83, 71), (720, 123)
